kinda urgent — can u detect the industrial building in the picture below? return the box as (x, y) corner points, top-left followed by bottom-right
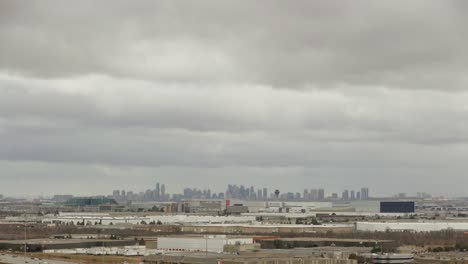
(179, 200), (224, 214)
(156, 235), (254, 253)
(42, 213), (256, 226)
(380, 201), (415, 213)
(64, 197), (117, 206)
(43, 245), (157, 256)
(356, 221), (468, 232)
(361, 253), (414, 263)
(179, 223), (354, 234)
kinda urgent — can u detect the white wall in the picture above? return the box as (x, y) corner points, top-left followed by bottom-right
(147, 215), (256, 224)
(357, 221), (468, 232)
(157, 237), (254, 253)
(157, 237), (223, 253)
(42, 214), (257, 225)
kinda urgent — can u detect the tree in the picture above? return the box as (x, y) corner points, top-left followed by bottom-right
(432, 247), (444, 252)
(371, 247), (382, 253)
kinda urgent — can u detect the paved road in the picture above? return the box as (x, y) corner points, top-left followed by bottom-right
(0, 253), (76, 264)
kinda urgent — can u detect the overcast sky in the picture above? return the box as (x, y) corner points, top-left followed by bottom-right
(1, 1), (468, 197)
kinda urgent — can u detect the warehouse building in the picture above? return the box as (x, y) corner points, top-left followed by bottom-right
(356, 221), (468, 232)
(179, 223), (354, 234)
(156, 235), (254, 253)
(380, 201), (415, 213)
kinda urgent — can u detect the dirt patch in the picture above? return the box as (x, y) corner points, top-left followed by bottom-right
(26, 252), (142, 264)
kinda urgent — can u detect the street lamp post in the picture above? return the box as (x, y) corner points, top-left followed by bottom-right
(24, 214), (27, 257)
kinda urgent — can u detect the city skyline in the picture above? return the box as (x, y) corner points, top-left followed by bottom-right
(3, 178), (439, 200)
(0, 168), (447, 198)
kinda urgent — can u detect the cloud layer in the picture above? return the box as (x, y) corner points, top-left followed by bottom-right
(1, 1), (468, 196)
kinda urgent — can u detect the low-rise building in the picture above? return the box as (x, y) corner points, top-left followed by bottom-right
(156, 235), (254, 253)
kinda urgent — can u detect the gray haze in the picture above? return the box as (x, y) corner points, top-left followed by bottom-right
(1, 1), (468, 197)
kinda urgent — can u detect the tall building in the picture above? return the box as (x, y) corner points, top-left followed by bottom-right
(397, 192), (406, 198)
(356, 191), (361, 200)
(263, 188), (268, 199)
(361, 187), (369, 200)
(350, 190), (355, 200)
(155, 182), (160, 200)
(144, 189), (152, 200)
(342, 190), (349, 200)
(310, 189), (318, 200)
(318, 189), (325, 200)
(161, 184), (166, 200)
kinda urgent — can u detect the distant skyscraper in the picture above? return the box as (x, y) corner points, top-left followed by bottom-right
(310, 189), (318, 200)
(361, 187), (369, 200)
(342, 189), (349, 200)
(155, 182), (160, 200)
(240, 185), (245, 198)
(318, 189), (325, 200)
(356, 191), (361, 200)
(350, 190), (355, 200)
(161, 184), (166, 200)
(263, 188), (268, 199)
(145, 189), (152, 200)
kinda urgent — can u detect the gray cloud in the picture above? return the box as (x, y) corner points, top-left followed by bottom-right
(1, 1), (468, 88)
(1, 1), (468, 196)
